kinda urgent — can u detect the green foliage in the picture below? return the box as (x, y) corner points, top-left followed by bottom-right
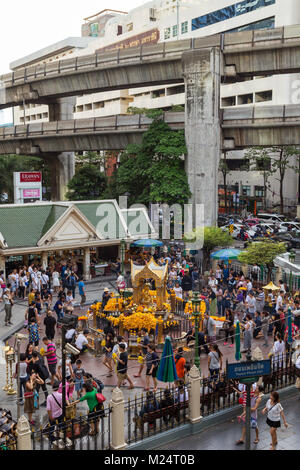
(238, 240), (286, 268)
(183, 226), (233, 251)
(66, 164), (106, 201)
(75, 151), (105, 169)
(127, 107), (164, 120)
(0, 154), (51, 203)
(115, 116), (190, 206)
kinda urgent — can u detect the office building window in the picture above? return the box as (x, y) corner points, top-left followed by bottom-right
(181, 21), (188, 34)
(117, 25), (123, 36)
(254, 186), (265, 197)
(221, 96), (236, 107)
(226, 159), (250, 171)
(255, 90), (273, 103)
(237, 93), (253, 105)
(164, 27), (171, 39)
(191, 0), (275, 31)
(227, 16), (275, 33)
(173, 25), (178, 37)
(242, 185), (251, 196)
(90, 23), (99, 37)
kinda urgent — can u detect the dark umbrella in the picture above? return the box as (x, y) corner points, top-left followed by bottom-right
(156, 336), (178, 385)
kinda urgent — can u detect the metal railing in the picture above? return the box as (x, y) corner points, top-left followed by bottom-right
(125, 385), (190, 445)
(200, 353), (296, 417)
(2, 24), (300, 87)
(31, 406), (111, 451)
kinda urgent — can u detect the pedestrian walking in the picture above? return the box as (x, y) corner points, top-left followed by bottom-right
(236, 385), (264, 446)
(116, 343), (134, 390)
(46, 381), (63, 442)
(78, 277), (86, 309)
(42, 337), (58, 386)
(3, 288), (13, 326)
(145, 343), (159, 392)
(24, 370), (44, 425)
(241, 314), (254, 354)
(208, 344), (223, 386)
(43, 309), (57, 341)
(262, 391), (288, 450)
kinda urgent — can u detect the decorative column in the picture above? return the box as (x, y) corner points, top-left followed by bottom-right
(41, 252), (48, 270)
(182, 48), (222, 227)
(110, 387), (127, 450)
(188, 364), (202, 424)
(83, 247), (91, 281)
(17, 415), (32, 450)
(252, 346), (264, 386)
(0, 254), (6, 277)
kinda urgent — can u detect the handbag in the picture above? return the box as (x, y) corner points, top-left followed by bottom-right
(96, 393), (106, 404)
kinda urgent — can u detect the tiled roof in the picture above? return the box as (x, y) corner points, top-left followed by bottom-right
(0, 204), (55, 248)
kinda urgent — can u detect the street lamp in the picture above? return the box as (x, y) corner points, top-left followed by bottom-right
(120, 239), (126, 276)
(191, 292), (201, 371)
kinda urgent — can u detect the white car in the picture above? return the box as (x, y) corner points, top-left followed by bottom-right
(280, 221), (300, 232)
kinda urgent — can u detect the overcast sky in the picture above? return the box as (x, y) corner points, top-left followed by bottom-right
(0, 0), (146, 75)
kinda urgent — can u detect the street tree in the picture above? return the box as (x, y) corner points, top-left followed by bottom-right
(184, 226), (233, 270)
(66, 164), (106, 201)
(244, 146), (300, 214)
(238, 240), (286, 281)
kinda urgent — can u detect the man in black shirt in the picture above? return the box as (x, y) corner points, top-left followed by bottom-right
(44, 310), (57, 340)
(116, 344), (134, 389)
(134, 328), (149, 378)
(32, 351), (49, 406)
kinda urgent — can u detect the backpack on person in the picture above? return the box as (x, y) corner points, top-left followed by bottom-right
(93, 378), (104, 393)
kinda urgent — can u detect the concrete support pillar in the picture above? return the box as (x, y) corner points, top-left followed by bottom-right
(46, 97), (76, 201)
(110, 387), (127, 450)
(188, 364), (202, 424)
(182, 48), (222, 227)
(17, 415), (32, 450)
(83, 247), (91, 281)
(252, 346), (264, 386)
(41, 252), (48, 270)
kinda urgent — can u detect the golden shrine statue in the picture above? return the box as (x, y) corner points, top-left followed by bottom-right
(131, 257), (168, 310)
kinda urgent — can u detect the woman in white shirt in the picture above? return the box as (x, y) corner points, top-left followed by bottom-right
(52, 270), (60, 293)
(262, 391), (288, 450)
(272, 333), (286, 368)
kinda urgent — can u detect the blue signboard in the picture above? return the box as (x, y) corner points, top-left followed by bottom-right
(227, 359), (271, 379)
(192, 0), (275, 31)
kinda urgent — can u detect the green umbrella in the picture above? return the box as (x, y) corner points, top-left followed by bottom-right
(287, 307), (293, 345)
(156, 336), (178, 384)
(235, 321), (241, 361)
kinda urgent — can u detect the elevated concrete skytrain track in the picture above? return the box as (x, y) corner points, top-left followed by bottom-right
(2, 25), (300, 110)
(1, 106), (300, 155)
(2, 25), (300, 225)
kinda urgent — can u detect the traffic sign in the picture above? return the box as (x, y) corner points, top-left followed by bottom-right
(227, 359), (271, 380)
(229, 225), (234, 234)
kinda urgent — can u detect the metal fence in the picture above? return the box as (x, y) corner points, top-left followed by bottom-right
(125, 385), (190, 445)
(200, 353), (296, 417)
(31, 406), (111, 451)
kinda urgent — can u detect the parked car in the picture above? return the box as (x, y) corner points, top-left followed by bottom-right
(244, 218), (261, 227)
(256, 213), (286, 224)
(280, 221), (300, 232)
(273, 232), (300, 249)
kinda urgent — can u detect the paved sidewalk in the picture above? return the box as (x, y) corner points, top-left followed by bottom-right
(159, 394), (300, 451)
(0, 275), (119, 342)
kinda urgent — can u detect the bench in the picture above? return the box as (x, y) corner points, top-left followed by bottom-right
(134, 401), (189, 432)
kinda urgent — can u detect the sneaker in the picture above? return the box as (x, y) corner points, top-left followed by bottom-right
(40, 401), (47, 407)
(8, 322), (13, 326)
(223, 342), (228, 346)
(229, 344), (234, 348)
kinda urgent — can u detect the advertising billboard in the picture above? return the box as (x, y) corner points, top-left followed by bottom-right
(0, 108), (13, 128)
(13, 172), (43, 204)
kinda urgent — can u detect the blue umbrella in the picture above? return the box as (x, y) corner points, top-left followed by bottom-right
(156, 336), (178, 384)
(287, 307), (293, 345)
(131, 239), (163, 247)
(211, 248), (241, 260)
